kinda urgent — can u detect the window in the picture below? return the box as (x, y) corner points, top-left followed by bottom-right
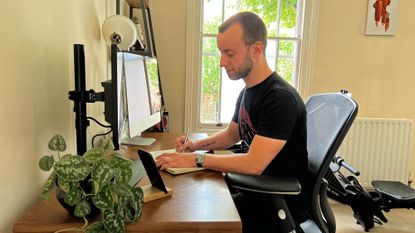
(185, 0), (317, 132)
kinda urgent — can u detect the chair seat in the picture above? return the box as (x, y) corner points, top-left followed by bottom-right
(372, 180), (415, 203)
(226, 173), (301, 195)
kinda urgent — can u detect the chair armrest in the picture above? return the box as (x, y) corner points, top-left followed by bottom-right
(225, 173), (301, 195)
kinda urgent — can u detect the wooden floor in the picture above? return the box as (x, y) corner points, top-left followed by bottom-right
(331, 201), (415, 233)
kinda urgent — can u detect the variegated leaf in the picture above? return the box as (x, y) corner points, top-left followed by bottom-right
(54, 156), (90, 181)
(92, 159), (113, 187)
(92, 180), (100, 194)
(57, 179), (77, 193)
(103, 209), (125, 233)
(74, 200), (91, 218)
(114, 166), (132, 184)
(110, 154), (131, 168)
(85, 221), (107, 233)
(64, 188), (81, 206)
(127, 186), (144, 222)
(48, 135), (66, 152)
(109, 183), (133, 197)
(100, 138), (115, 151)
(83, 148), (105, 163)
(41, 173), (57, 200)
(92, 185), (113, 209)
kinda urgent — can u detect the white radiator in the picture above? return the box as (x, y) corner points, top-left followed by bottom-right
(336, 118), (413, 187)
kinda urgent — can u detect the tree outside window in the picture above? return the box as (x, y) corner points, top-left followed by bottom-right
(200, 0), (303, 125)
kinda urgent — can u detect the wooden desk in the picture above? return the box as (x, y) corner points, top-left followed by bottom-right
(13, 133), (242, 233)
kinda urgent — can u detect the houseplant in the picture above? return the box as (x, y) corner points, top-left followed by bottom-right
(38, 134), (144, 233)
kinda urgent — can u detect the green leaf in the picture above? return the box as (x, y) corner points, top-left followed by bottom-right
(92, 159), (113, 187)
(114, 166), (132, 184)
(41, 173), (57, 200)
(54, 156), (90, 181)
(85, 221), (107, 233)
(103, 209), (125, 233)
(100, 138), (115, 151)
(84, 148), (105, 163)
(64, 188), (82, 206)
(57, 179), (77, 193)
(74, 200), (91, 218)
(39, 155), (54, 171)
(117, 196), (128, 218)
(110, 154), (132, 167)
(48, 135), (66, 152)
(109, 183), (133, 197)
(92, 185), (114, 209)
(61, 154), (72, 159)
(125, 186), (144, 222)
(92, 180), (100, 194)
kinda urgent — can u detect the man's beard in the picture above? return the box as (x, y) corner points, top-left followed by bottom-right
(229, 54), (253, 80)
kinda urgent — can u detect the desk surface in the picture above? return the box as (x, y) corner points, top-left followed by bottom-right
(13, 133), (242, 233)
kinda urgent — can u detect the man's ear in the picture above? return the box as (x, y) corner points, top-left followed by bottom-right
(251, 41), (264, 58)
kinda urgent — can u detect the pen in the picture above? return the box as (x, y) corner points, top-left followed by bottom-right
(184, 129), (190, 144)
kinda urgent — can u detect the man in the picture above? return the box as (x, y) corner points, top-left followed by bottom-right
(155, 11), (308, 232)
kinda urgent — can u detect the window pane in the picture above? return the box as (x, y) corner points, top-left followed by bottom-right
(279, 0), (300, 37)
(277, 40), (295, 84)
(266, 39), (277, 71)
(200, 55), (220, 124)
(220, 71), (244, 123)
(202, 37), (218, 54)
(225, 0), (278, 37)
(199, 0), (303, 126)
(203, 0), (222, 34)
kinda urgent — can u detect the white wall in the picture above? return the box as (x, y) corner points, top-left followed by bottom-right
(0, 0), (111, 232)
(149, 0), (188, 134)
(311, 0), (415, 178)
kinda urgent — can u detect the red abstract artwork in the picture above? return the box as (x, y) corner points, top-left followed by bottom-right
(372, 0), (391, 32)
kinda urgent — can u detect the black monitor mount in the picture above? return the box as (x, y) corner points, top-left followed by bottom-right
(68, 44), (105, 155)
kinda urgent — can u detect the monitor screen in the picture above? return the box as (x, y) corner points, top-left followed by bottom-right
(117, 52), (161, 146)
(144, 56), (162, 116)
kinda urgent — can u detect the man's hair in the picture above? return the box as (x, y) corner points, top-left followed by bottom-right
(218, 11), (267, 50)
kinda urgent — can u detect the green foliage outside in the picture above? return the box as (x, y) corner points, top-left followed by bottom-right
(201, 0), (300, 122)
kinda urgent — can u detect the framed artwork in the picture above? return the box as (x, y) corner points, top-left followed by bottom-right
(365, 0), (400, 35)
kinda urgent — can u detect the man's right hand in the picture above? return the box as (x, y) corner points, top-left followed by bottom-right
(175, 136), (196, 152)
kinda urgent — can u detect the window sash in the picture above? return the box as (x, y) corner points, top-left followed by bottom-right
(185, 0), (319, 133)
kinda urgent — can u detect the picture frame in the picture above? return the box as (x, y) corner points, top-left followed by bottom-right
(365, 0), (400, 36)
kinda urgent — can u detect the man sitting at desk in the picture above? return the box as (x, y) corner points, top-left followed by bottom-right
(155, 11), (308, 233)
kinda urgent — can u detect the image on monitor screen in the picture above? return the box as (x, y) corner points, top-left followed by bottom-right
(117, 52), (161, 146)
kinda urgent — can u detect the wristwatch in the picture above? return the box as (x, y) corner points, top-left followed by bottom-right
(195, 152), (205, 167)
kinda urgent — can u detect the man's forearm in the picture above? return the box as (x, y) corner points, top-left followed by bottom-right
(194, 126), (239, 151)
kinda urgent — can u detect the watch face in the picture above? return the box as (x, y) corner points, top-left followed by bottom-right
(196, 153), (205, 164)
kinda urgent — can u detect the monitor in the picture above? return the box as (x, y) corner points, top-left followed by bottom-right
(117, 52), (161, 146)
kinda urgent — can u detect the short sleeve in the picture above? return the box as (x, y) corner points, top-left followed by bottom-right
(256, 90), (299, 140)
(231, 89), (245, 123)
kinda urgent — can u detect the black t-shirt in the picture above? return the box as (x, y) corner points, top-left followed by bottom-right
(232, 72), (309, 219)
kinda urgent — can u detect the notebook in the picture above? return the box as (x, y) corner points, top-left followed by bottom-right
(151, 149), (205, 175)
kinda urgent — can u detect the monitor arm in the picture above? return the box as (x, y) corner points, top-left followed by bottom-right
(68, 44), (105, 155)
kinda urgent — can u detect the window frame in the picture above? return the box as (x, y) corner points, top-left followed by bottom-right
(184, 0), (319, 133)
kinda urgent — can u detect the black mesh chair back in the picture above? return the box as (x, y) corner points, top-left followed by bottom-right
(225, 91), (358, 233)
(304, 91), (358, 232)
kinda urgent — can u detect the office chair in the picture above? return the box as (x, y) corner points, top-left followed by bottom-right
(225, 90), (358, 233)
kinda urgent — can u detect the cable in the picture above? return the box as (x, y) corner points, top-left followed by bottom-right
(87, 117), (111, 128)
(91, 130), (112, 148)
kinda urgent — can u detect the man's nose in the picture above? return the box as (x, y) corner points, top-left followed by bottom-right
(220, 56), (226, 67)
